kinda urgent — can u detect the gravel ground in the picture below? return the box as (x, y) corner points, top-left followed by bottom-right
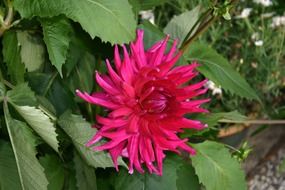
(248, 142), (285, 190)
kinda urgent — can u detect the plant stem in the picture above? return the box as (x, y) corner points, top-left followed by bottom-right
(225, 144), (241, 153)
(0, 0), (13, 37)
(179, 0), (238, 52)
(180, 14), (216, 53)
(43, 72), (58, 96)
(218, 118), (285, 137)
(219, 119), (285, 125)
(0, 67), (14, 89)
(3, 79), (14, 89)
(181, 8), (212, 47)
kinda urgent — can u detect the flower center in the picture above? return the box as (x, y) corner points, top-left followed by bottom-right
(141, 90), (172, 114)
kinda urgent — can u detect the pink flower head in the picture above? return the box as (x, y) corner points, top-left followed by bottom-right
(76, 30), (209, 175)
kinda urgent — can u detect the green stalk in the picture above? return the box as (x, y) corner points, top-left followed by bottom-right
(0, 0), (13, 37)
(181, 8), (212, 47)
(180, 14), (216, 53)
(179, 0), (238, 52)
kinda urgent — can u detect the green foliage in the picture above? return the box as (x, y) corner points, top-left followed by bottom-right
(6, 83), (37, 106)
(4, 104), (49, 190)
(39, 155), (65, 190)
(17, 31), (45, 72)
(0, 140), (21, 190)
(232, 142), (252, 162)
(58, 111), (120, 168)
(185, 43), (260, 100)
(6, 83), (59, 152)
(129, 0), (170, 11)
(41, 17), (72, 76)
(114, 155), (200, 190)
(139, 20), (166, 49)
(197, 110), (247, 128)
(11, 105), (59, 152)
(2, 31), (25, 84)
(176, 162), (200, 190)
(14, 0), (137, 44)
(191, 141), (247, 190)
(164, 6), (200, 46)
(73, 150), (97, 190)
(65, 50), (96, 93)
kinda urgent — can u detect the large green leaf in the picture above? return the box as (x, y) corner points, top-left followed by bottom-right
(176, 162), (200, 190)
(26, 73), (53, 95)
(39, 155), (65, 190)
(164, 6), (200, 46)
(185, 43), (260, 100)
(26, 73), (76, 116)
(6, 83), (59, 152)
(115, 155), (200, 190)
(41, 17), (72, 76)
(115, 170), (144, 190)
(191, 141), (247, 190)
(17, 31), (45, 72)
(73, 150), (97, 190)
(6, 83), (37, 106)
(2, 31), (25, 84)
(3, 104), (49, 190)
(65, 50), (95, 94)
(129, 0), (170, 11)
(58, 111), (123, 168)
(14, 0), (136, 44)
(48, 79), (77, 116)
(0, 140), (21, 190)
(11, 105), (59, 152)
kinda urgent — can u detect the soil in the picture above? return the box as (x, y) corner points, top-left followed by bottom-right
(242, 125), (285, 190)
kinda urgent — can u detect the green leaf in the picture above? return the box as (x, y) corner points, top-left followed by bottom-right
(48, 79), (77, 116)
(26, 73), (53, 95)
(7, 83), (59, 152)
(114, 155), (200, 190)
(73, 150), (97, 190)
(39, 155), (65, 190)
(67, 0), (136, 44)
(196, 110), (247, 128)
(176, 163), (200, 190)
(6, 83), (37, 106)
(65, 50), (95, 93)
(115, 170), (144, 190)
(191, 141), (247, 190)
(2, 31), (25, 84)
(185, 43), (260, 100)
(26, 73), (75, 116)
(14, 0), (136, 44)
(0, 82), (6, 99)
(17, 31), (45, 72)
(143, 157), (180, 190)
(10, 105), (59, 152)
(138, 20), (168, 49)
(4, 104), (49, 190)
(129, 0), (170, 11)
(164, 6), (200, 46)
(58, 111), (123, 168)
(63, 162), (77, 190)
(0, 140), (21, 190)
(41, 17), (72, 76)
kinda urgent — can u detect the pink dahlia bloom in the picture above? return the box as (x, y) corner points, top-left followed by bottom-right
(76, 30), (209, 175)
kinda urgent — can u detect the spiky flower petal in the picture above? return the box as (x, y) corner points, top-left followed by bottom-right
(77, 30), (209, 175)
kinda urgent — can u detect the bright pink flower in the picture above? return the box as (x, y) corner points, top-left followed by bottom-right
(76, 30), (209, 175)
